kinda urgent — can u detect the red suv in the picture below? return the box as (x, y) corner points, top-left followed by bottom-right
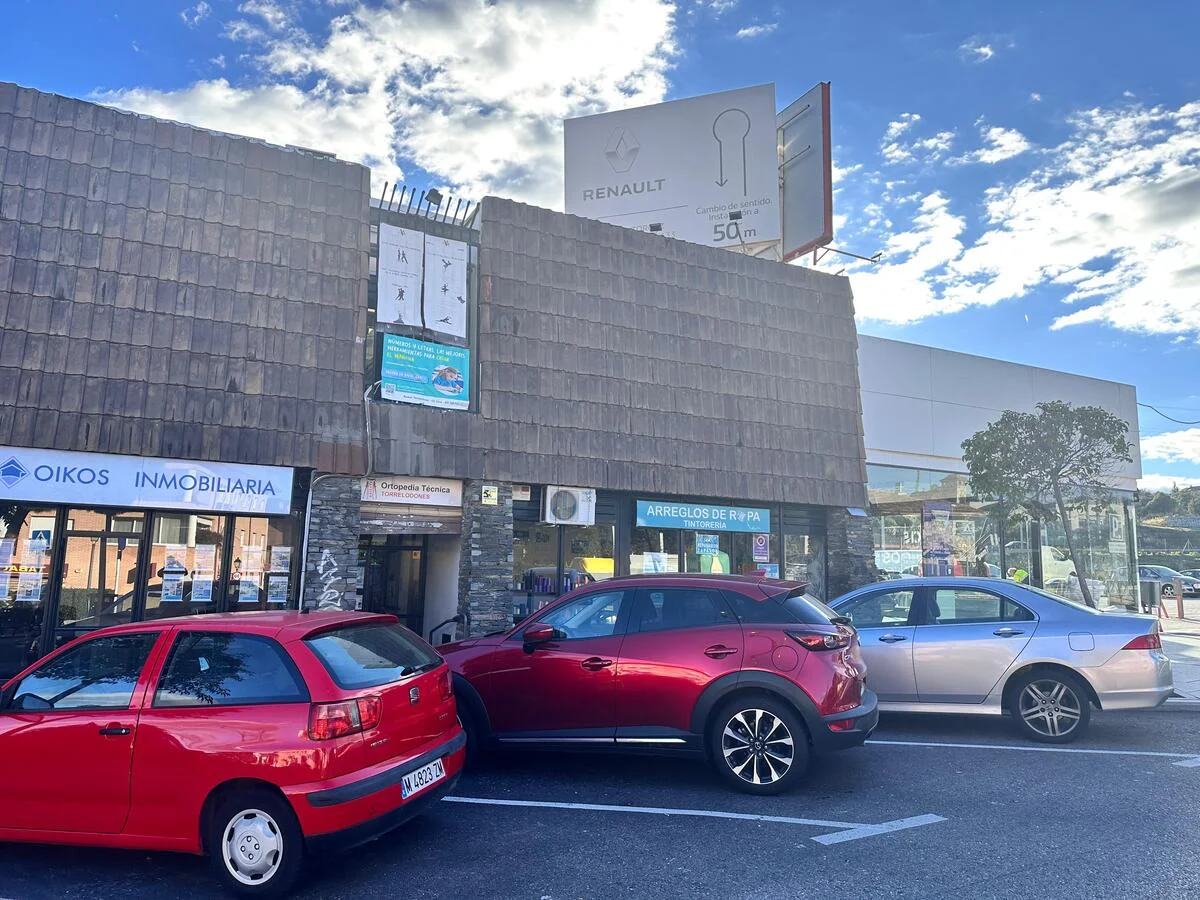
(0, 611), (465, 898)
(443, 575), (877, 794)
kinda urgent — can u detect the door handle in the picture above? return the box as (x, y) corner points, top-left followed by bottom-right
(98, 725), (131, 736)
(581, 657), (613, 671)
(704, 645), (738, 659)
(993, 628), (1025, 637)
(878, 634), (908, 643)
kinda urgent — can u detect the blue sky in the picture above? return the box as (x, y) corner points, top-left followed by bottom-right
(6, 0), (1200, 490)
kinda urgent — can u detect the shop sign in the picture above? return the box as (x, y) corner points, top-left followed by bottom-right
(0, 446), (293, 515)
(481, 485), (499, 506)
(636, 500), (771, 533)
(752, 534), (770, 562)
(380, 334), (470, 411)
(361, 477), (463, 507)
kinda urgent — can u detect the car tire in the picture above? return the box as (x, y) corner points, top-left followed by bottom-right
(1161, 584), (1175, 598)
(708, 696), (810, 795)
(208, 787), (304, 899)
(458, 705), (485, 766)
(1009, 670), (1092, 744)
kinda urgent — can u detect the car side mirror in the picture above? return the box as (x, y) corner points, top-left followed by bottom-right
(522, 623), (557, 649)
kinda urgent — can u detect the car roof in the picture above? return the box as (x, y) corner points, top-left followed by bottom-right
(840, 576), (1022, 594)
(602, 573), (806, 593)
(75, 610), (397, 641)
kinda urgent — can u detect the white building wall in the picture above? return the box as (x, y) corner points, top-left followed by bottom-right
(857, 336), (1142, 490)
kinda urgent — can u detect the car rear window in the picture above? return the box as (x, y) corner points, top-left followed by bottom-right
(304, 623), (441, 689)
(779, 589), (844, 625)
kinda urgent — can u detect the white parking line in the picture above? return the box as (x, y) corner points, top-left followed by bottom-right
(867, 739), (1200, 767)
(443, 796), (947, 844)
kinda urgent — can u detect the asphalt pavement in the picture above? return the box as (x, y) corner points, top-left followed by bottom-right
(2, 707), (1198, 900)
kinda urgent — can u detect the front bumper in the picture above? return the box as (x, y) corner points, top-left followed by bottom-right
(812, 688), (879, 753)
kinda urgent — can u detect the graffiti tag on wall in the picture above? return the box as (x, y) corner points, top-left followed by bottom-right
(316, 547), (348, 610)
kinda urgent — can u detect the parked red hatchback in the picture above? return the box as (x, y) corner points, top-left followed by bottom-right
(445, 574), (877, 794)
(0, 611), (465, 898)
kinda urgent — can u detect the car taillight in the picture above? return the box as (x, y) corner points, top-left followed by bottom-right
(1122, 633), (1162, 650)
(308, 695), (382, 740)
(787, 629), (851, 651)
(438, 669), (452, 701)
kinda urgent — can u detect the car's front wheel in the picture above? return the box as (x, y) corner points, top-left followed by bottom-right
(1010, 670), (1092, 744)
(208, 787), (304, 899)
(708, 696), (810, 795)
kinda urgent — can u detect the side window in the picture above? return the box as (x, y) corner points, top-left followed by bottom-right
(629, 589), (729, 633)
(723, 590), (789, 624)
(154, 632), (309, 707)
(839, 590), (914, 628)
(927, 589), (1032, 625)
(536, 591), (626, 640)
(8, 633), (159, 711)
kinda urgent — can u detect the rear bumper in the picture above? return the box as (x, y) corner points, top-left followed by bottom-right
(288, 728), (466, 848)
(1085, 653), (1174, 710)
(811, 688), (879, 753)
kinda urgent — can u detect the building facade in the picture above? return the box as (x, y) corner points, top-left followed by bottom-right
(857, 335), (1142, 608)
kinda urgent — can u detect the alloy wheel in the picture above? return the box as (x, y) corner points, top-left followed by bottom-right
(721, 708), (795, 786)
(222, 808), (284, 886)
(1018, 679), (1083, 739)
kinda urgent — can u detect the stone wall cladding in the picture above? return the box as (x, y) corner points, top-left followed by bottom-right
(0, 82), (369, 472)
(303, 474), (362, 609)
(371, 196), (869, 509)
(458, 479), (513, 636)
(825, 507), (879, 599)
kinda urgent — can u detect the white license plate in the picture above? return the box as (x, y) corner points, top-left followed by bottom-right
(400, 758), (446, 799)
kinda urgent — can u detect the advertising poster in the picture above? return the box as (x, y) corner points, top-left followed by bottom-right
(267, 574), (289, 605)
(238, 576), (261, 604)
(192, 576), (214, 604)
(380, 334), (471, 410)
(242, 546), (264, 575)
(695, 533), (720, 556)
(22, 539), (46, 567)
(0, 539), (13, 569)
(194, 545), (216, 572)
(644, 552), (670, 573)
(269, 546), (292, 572)
(758, 563), (780, 578)
(377, 223), (425, 327)
(161, 573), (185, 602)
(752, 534), (770, 562)
(16, 573), (42, 602)
(422, 235), (468, 339)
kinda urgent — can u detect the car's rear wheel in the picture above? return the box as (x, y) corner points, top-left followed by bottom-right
(208, 788), (304, 899)
(709, 696), (809, 795)
(1010, 670), (1091, 744)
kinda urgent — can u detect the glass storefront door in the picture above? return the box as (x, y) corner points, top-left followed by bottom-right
(362, 540), (426, 634)
(55, 509), (146, 648)
(1, 507), (58, 679)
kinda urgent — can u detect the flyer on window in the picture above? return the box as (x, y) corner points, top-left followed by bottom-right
(267, 574), (289, 605)
(269, 546), (292, 573)
(0, 539), (14, 569)
(193, 545), (217, 572)
(192, 576), (214, 604)
(161, 573), (185, 602)
(238, 575), (261, 604)
(16, 573), (42, 602)
(242, 546), (264, 575)
(22, 539), (45, 567)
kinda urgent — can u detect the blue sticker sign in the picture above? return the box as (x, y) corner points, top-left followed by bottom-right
(381, 334), (471, 411)
(636, 501), (771, 533)
(695, 533), (720, 555)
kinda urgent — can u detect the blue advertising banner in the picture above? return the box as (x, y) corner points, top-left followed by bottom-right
(636, 501), (771, 533)
(381, 334), (470, 411)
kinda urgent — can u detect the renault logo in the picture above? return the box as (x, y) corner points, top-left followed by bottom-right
(0, 457), (28, 489)
(604, 126), (639, 173)
(409, 686), (421, 705)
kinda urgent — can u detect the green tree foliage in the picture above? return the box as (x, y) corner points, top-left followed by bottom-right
(962, 401), (1132, 608)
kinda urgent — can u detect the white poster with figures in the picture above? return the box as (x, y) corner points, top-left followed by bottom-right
(422, 235), (468, 338)
(377, 223), (425, 327)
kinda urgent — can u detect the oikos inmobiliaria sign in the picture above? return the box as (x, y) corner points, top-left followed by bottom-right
(0, 446), (293, 515)
(564, 84), (781, 249)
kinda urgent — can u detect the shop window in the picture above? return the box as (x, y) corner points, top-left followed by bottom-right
(227, 516), (298, 611)
(784, 532), (825, 597)
(514, 523), (559, 594)
(629, 527), (681, 575)
(145, 514), (225, 622)
(566, 524), (616, 585)
(58, 510), (146, 632)
(0, 507), (59, 679)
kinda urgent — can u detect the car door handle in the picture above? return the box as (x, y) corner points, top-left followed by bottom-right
(993, 628), (1025, 637)
(704, 645), (739, 659)
(98, 725), (131, 736)
(581, 657), (614, 671)
(878, 634), (908, 643)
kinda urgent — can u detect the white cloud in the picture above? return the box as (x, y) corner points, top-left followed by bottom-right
(1030, 92), (1043, 103)
(880, 113), (955, 164)
(131, 41), (141, 53)
(735, 22), (777, 39)
(959, 37), (995, 62)
(238, 0), (291, 30)
(210, 54), (226, 69)
(952, 125), (1032, 164)
(1142, 428), (1200, 464)
(834, 99), (1200, 337)
(97, 0), (678, 209)
(883, 112), (921, 142)
(1139, 473), (1200, 492)
(181, 2), (211, 28)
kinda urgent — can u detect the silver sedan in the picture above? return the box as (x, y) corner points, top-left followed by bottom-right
(829, 577), (1173, 743)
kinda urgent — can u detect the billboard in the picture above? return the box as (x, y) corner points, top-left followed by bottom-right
(380, 334), (471, 410)
(778, 82), (833, 260)
(377, 225), (469, 339)
(564, 84), (781, 249)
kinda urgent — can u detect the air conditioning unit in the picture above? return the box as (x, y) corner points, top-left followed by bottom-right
(543, 487), (597, 526)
